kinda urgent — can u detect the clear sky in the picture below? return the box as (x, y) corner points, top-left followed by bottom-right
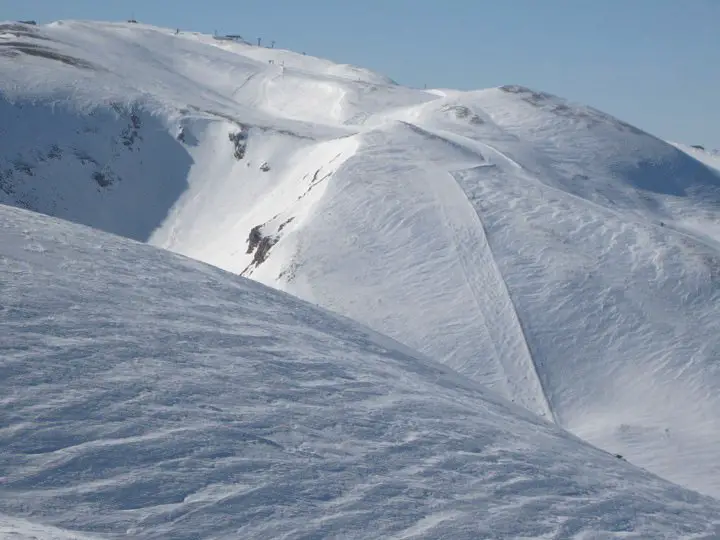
(3, 0), (719, 148)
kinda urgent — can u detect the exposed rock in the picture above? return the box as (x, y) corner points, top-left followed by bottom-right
(443, 105), (484, 125)
(246, 225), (263, 254)
(253, 235), (277, 266)
(229, 129), (248, 160)
(121, 110), (142, 149)
(0, 169), (16, 195)
(92, 169), (118, 188)
(277, 217), (294, 232)
(13, 159), (34, 176)
(246, 223), (281, 267)
(92, 171), (111, 187)
(47, 144), (62, 160)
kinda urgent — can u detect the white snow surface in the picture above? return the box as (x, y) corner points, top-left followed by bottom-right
(2, 203), (720, 539)
(2, 19), (720, 500)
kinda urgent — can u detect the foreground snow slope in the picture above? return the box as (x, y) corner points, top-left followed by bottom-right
(2, 203), (720, 539)
(2, 20), (720, 497)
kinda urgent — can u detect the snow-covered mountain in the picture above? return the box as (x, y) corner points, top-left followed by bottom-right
(2, 18), (720, 505)
(3, 203), (720, 539)
(674, 142), (720, 175)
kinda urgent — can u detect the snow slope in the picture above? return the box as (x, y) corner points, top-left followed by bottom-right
(3, 203), (720, 539)
(2, 20), (720, 498)
(674, 142), (720, 178)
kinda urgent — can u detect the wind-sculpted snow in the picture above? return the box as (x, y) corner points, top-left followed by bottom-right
(0, 514), (99, 540)
(2, 203), (720, 539)
(2, 19), (720, 500)
(276, 104), (720, 496)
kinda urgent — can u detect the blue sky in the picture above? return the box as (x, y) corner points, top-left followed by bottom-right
(4, 0), (719, 147)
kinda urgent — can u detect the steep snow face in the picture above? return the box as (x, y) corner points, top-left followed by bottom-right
(2, 20), (720, 498)
(2, 203), (720, 539)
(0, 98), (193, 241)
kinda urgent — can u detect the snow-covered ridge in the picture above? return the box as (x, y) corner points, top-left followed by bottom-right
(1, 19), (720, 500)
(2, 203), (720, 539)
(673, 142), (720, 173)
